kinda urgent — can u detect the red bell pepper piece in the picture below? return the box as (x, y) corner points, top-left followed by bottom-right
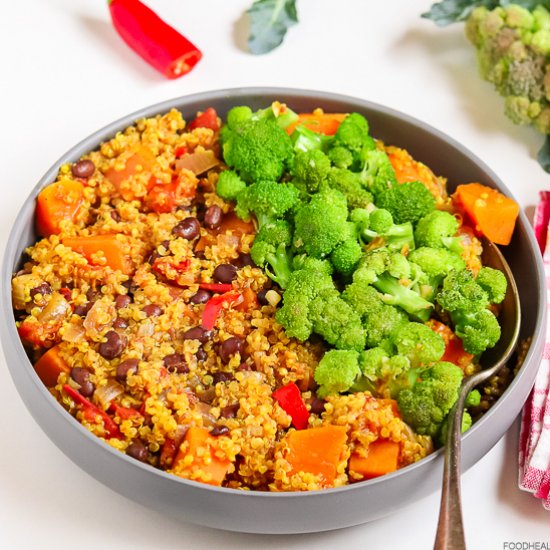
(201, 291), (241, 330)
(188, 108), (220, 131)
(63, 384), (122, 439)
(108, 0), (202, 79)
(272, 382), (310, 430)
(198, 283), (234, 293)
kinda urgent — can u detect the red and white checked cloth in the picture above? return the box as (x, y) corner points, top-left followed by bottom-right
(518, 191), (550, 510)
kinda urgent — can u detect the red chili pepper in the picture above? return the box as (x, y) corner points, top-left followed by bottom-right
(59, 287), (72, 301)
(108, 0), (202, 79)
(109, 402), (143, 421)
(63, 384), (122, 439)
(188, 108), (220, 131)
(272, 382), (310, 430)
(174, 146), (187, 158)
(201, 291), (241, 330)
(198, 283), (234, 293)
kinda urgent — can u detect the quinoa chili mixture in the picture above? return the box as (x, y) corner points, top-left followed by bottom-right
(11, 102), (519, 491)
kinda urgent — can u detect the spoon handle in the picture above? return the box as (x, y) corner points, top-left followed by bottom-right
(434, 393), (467, 550)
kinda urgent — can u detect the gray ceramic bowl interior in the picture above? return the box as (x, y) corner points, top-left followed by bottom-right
(1, 87), (546, 534)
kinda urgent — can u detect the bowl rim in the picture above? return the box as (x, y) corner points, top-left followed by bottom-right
(1, 86), (547, 500)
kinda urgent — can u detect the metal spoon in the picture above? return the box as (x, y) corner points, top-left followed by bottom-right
(434, 238), (522, 550)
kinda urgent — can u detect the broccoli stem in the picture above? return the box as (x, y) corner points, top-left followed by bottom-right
(372, 273), (434, 322)
(264, 243), (294, 289)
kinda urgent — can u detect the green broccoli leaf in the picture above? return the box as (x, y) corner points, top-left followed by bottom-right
(421, 1), (500, 26)
(537, 136), (550, 174)
(247, 0), (299, 55)
(422, 0), (548, 26)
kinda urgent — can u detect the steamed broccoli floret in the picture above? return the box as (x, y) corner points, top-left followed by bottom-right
(314, 350), (362, 399)
(291, 149), (331, 193)
(235, 180), (300, 227)
(389, 321), (446, 367)
(465, 389), (481, 408)
(292, 254), (334, 275)
(476, 266), (507, 303)
(309, 289), (367, 351)
(352, 207), (415, 252)
(293, 188), (349, 257)
(223, 118), (294, 183)
(330, 239), (363, 277)
(408, 247), (466, 282)
(436, 269), (502, 355)
(358, 149), (398, 197)
(328, 145), (354, 168)
(226, 102), (299, 131)
(352, 249), (435, 322)
(332, 113), (376, 163)
(359, 346), (411, 383)
(414, 210), (464, 254)
(397, 361), (464, 438)
(275, 259), (366, 350)
(216, 170), (247, 201)
(375, 180), (436, 224)
(342, 282), (409, 348)
(327, 168), (374, 209)
(250, 221), (294, 289)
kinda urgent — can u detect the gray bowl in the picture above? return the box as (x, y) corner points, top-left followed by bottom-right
(1, 87), (546, 534)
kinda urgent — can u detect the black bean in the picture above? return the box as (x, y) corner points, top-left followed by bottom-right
(126, 440), (149, 462)
(203, 205), (222, 230)
(114, 294), (132, 309)
(182, 326), (210, 344)
(257, 289), (269, 306)
(71, 367), (94, 397)
(236, 253), (254, 268)
(113, 316), (129, 329)
(220, 403), (239, 419)
(212, 372), (234, 384)
(71, 159), (95, 179)
(99, 330), (126, 360)
(309, 397), (326, 416)
(86, 288), (101, 302)
(110, 210), (121, 222)
(237, 362), (253, 372)
(219, 337), (244, 363)
(121, 279), (138, 295)
(172, 217), (200, 240)
(30, 282), (52, 302)
(196, 347), (207, 363)
(73, 303), (92, 317)
(116, 357), (139, 381)
(213, 264), (238, 284)
(190, 289), (211, 304)
(163, 353), (188, 374)
(210, 425), (230, 437)
(142, 304), (163, 317)
(195, 202), (206, 223)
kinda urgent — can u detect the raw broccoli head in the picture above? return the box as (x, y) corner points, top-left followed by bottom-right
(375, 180), (436, 224)
(389, 321), (446, 368)
(397, 361), (464, 438)
(291, 149), (331, 193)
(314, 350), (362, 399)
(216, 170), (247, 201)
(223, 118), (294, 183)
(293, 188), (349, 258)
(235, 180), (300, 227)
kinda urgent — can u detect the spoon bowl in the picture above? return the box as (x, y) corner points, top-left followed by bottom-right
(434, 238), (522, 549)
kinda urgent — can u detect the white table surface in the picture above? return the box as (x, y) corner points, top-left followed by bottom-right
(1, 1), (549, 548)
